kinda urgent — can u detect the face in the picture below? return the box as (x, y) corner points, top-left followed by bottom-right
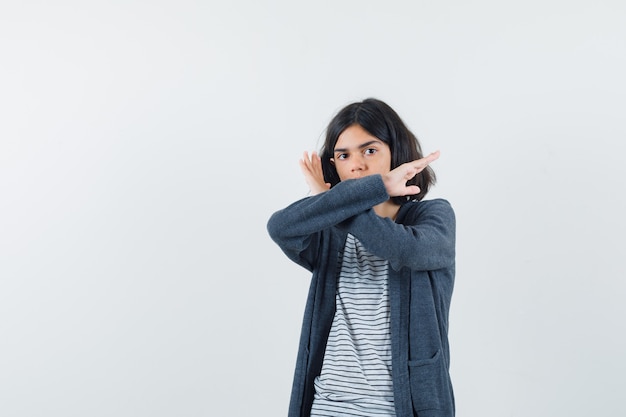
(331, 124), (392, 181)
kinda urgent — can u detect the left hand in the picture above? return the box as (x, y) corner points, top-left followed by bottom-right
(382, 151), (440, 197)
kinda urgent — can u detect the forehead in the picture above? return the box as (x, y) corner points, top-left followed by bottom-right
(334, 125), (383, 150)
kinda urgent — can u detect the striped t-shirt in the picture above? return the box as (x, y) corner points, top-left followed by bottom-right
(310, 233), (395, 417)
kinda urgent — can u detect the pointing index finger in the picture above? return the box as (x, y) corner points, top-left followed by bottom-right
(426, 150), (440, 162)
(414, 150), (440, 168)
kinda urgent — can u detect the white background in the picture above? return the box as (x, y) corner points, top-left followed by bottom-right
(1, 1), (625, 416)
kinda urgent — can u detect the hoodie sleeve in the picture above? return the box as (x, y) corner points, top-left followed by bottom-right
(336, 198), (456, 271)
(266, 175), (390, 271)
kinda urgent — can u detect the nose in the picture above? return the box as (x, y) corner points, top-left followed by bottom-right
(350, 154), (366, 174)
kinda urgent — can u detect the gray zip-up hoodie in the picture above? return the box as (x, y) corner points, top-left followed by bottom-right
(267, 174), (456, 417)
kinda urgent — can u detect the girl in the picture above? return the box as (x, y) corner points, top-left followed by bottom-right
(267, 98), (456, 417)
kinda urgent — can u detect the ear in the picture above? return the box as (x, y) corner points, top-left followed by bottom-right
(329, 158), (335, 165)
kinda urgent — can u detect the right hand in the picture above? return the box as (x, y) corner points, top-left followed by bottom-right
(299, 151), (331, 195)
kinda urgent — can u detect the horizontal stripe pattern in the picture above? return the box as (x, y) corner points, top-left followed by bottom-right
(311, 234), (395, 417)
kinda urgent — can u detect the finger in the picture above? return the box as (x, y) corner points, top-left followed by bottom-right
(302, 151), (316, 171)
(298, 158), (309, 175)
(299, 153), (315, 174)
(409, 151), (440, 173)
(307, 152), (321, 174)
(419, 151), (439, 164)
(403, 185), (421, 196)
(403, 166), (418, 180)
(422, 150), (440, 164)
(408, 185), (421, 194)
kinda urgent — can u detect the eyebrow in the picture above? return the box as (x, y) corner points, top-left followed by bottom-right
(333, 140), (382, 153)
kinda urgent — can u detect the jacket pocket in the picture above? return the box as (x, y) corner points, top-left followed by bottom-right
(407, 349), (443, 411)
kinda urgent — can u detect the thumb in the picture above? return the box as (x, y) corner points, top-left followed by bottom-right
(395, 185), (420, 197)
(405, 185), (420, 195)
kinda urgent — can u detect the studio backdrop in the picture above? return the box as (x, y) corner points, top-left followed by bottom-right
(1, 1), (624, 416)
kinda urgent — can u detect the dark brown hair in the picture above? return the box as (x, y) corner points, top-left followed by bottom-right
(319, 98), (436, 203)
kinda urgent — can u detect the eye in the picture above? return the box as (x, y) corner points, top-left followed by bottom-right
(364, 148), (377, 156)
(335, 153), (348, 160)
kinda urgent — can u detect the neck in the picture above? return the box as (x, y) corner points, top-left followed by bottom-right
(374, 200), (400, 221)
